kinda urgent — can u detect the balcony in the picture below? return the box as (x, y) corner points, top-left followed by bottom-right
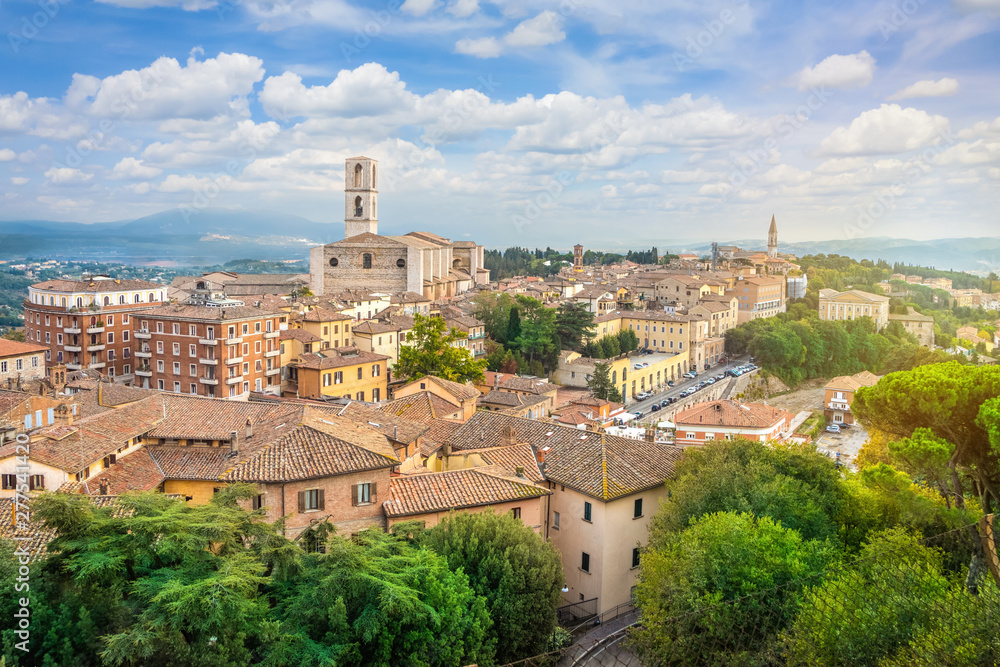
(135, 367), (153, 377)
(63, 327), (81, 335)
(88, 362), (106, 370)
(199, 376), (219, 385)
(134, 330), (151, 339)
(87, 326), (105, 334)
(64, 344), (82, 353)
(199, 338), (218, 346)
(87, 344), (105, 352)
(226, 356), (243, 365)
(827, 402), (850, 411)
(135, 350), (152, 358)
(65, 363), (82, 370)
(225, 375), (244, 385)
(264, 349), (280, 358)
(200, 358), (219, 366)
(264, 331), (279, 339)
(265, 367), (280, 376)
(225, 336), (243, 345)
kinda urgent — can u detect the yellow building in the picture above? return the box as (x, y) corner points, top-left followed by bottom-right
(288, 347), (389, 402)
(293, 306), (355, 348)
(554, 348), (689, 402)
(818, 289), (890, 329)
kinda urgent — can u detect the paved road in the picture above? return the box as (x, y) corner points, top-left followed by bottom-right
(623, 355), (754, 418)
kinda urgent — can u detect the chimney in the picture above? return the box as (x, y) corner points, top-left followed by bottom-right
(502, 424), (517, 446)
(515, 465), (525, 478)
(54, 403), (74, 427)
(443, 441), (452, 457)
(494, 373), (499, 388)
(245, 419), (253, 439)
(98, 477), (110, 495)
(536, 446), (550, 465)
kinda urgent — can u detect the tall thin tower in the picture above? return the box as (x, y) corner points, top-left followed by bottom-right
(767, 215), (778, 258)
(344, 156), (378, 238)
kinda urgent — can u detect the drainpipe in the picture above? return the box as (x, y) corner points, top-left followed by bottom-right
(281, 482), (286, 537)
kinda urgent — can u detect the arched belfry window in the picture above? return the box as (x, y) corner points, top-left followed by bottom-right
(354, 196), (363, 217)
(371, 165), (376, 187)
(363, 253), (373, 269)
(354, 163), (363, 187)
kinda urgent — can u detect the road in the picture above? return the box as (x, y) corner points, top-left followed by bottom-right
(623, 354), (754, 419)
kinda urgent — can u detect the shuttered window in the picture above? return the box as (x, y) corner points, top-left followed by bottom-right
(298, 488), (325, 512)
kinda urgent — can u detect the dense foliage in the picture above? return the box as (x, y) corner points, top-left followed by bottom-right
(393, 313), (487, 383)
(586, 361), (623, 402)
(1, 488), (564, 666)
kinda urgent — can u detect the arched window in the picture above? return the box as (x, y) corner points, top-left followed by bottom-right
(119, 295), (126, 305)
(134, 294), (141, 303)
(76, 297), (83, 308)
(354, 196), (363, 217)
(61, 297), (66, 307)
(49, 296), (54, 305)
(196, 281), (206, 290)
(148, 292), (155, 302)
(612, 370), (617, 384)
(363, 253), (372, 269)
(90, 316), (97, 326)
(104, 296), (111, 306)
(354, 163), (363, 187)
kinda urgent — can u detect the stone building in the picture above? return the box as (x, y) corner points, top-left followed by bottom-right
(310, 157), (490, 300)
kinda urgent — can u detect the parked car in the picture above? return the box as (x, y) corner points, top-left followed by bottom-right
(667, 380), (675, 387)
(826, 424), (841, 433)
(651, 404), (661, 412)
(707, 378), (716, 385)
(682, 372), (696, 379)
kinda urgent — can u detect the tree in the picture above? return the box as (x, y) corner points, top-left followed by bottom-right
(1, 330), (25, 342)
(587, 361), (622, 402)
(472, 292), (516, 343)
(266, 527), (493, 667)
(505, 308), (522, 349)
(553, 302), (595, 351)
(598, 335), (620, 358)
(617, 327), (639, 353)
(416, 512), (565, 664)
(393, 313), (486, 383)
(514, 306), (560, 372)
(633, 511), (833, 664)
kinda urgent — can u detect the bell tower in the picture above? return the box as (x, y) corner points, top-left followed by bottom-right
(345, 156), (378, 238)
(767, 214), (778, 258)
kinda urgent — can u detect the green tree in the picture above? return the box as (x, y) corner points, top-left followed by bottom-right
(617, 327), (639, 353)
(587, 361), (622, 402)
(266, 527), (493, 667)
(598, 335), (620, 358)
(416, 512), (565, 664)
(505, 308), (522, 350)
(553, 302), (595, 351)
(394, 313), (486, 383)
(472, 292), (516, 343)
(0, 330), (25, 342)
(633, 511), (833, 664)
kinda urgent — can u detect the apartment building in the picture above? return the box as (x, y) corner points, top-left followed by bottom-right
(133, 304), (283, 399)
(23, 276), (165, 379)
(0, 339), (47, 385)
(818, 289), (890, 330)
(674, 399), (793, 445)
(293, 307), (355, 348)
(823, 371), (880, 425)
(288, 347), (389, 402)
(734, 275), (786, 324)
(352, 315), (414, 365)
(888, 307), (935, 347)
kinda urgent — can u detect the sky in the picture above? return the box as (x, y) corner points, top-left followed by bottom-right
(1, 0), (999, 249)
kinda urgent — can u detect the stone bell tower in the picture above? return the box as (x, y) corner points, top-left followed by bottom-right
(345, 156), (378, 238)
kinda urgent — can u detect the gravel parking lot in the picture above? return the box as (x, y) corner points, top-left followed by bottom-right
(766, 383), (868, 469)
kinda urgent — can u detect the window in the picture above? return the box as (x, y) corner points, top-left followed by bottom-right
(581, 552), (591, 573)
(157, 360), (164, 372)
(123, 330), (130, 342)
(189, 364), (197, 376)
(1, 475), (15, 490)
(372, 364), (380, 377)
(372, 388), (380, 401)
(299, 489), (324, 512)
(252, 494), (265, 510)
(190, 383), (197, 394)
(323, 373), (332, 387)
(357, 367), (363, 380)
(334, 371), (343, 384)
(243, 343), (249, 356)
(356, 391), (364, 401)
(189, 344), (197, 357)
(632, 548), (641, 569)
(172, 342), (180, 355)
(123, 348), (130, 358)
(353, 482), (375, 506)
(634, 498), (643, 518)
(242, 323), (249, 335)
(362, 253), (372, 269)
(173, 362), (180, 374)
(158, 379), (165, 390)
(172, 324), (180, 334)
(173, 381), (181, 392)
(553, 511), (560, 530)
(583, 502), (592, 522)
(686, 433), (696, 439)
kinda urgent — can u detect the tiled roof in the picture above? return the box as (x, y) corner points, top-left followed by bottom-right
(452, 443), (545, 482)
(479, 390), (525, 407)
(380, 391), (463, 422)
(222, 417), (399, 483)
(84, 448), (165, 494)
(0, 389), (30, 415)
(294, 348), (389, 370)
(30, 278), (162, 293)
(448, 411), (682, 501)
(0, 495), (124, 561)
(327, 401), (428, 444)
(148, 396), (300, 441)
(148, 446), (234, 480)
(298, 307), (354, 323)
(424, 376), (480, 401)
(0, 339), (47, 357)
(673, 399), (790, 429)
(384, 468), (549, 518)
(138, 304), (281, 321)
(280, 329), (322, 342)
(825, 371), (881, 392)
(223, 273), (308, 286)
(421, 418), (464, 447)
(497, 376), (560, 395)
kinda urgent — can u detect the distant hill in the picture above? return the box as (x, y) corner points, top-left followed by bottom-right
(0, 208), (342, 265)
(678, 237), (1000, 274)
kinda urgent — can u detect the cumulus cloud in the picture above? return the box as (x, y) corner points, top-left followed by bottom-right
(447, 0), (478, 17)
(793, 51), (876, 91)
(44, 167), (93, 185)
(0, 149), (15, 161)
(11, 177), (29, 185)
(95, 0), (218, 9)
(111, 157), (164, 180)
(401, 0), (437, 16)
(260, 64), (415, 119)
(819, 104), (951, 155)
(455, 11), (565, 58)
(887, 78), (960, 101)
(66, 53), (265, 121)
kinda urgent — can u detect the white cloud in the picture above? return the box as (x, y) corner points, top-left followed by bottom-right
(95, 0), (218, 9)
(401, 0), (437, 16)
(68, 53), (265, 121)
(111, 157), (164, 180)
(260, 64), (415, 119)
(793, 51), (876, 91)
(11, 177), (29, 185)
(503, 11), (565, 47)
(455, 37), (504, 58)
(455, 10), (565, 58)
(819, 104), (951, 155)
(0, 149), (15, 161)
(44, 167), (93, 185)
(447, 0), (479, 17)
(887, 78), (960, 101)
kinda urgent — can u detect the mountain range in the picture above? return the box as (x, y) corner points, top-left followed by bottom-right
(2, 208), (998, 274)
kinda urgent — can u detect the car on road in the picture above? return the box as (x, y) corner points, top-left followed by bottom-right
(716, 374), (725, 381)
(636, 392), (650, 400)
(707, 378), (716, 384)
(651, 404), (661, 412)
(667, 380), (675, 387)
(682, 372), (696, 379)
(826, 424), (841, 433)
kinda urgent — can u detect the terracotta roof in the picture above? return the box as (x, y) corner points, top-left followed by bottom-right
(448, 411), (682, 501)
(497, 376), (559, 395)
(421, 418), (464, 449)
(148, 396), (300, 441)
(380, 391), (463, 422)
(294, 348), (389, 370)
(384, 468), (549, 518)
(148, 446), (234, 480)
(0, 495), (124, 561)
(329, 401), (428, 444)
(451, 443), (545, 482)
(825, 371), (881, 392)
(674, 399), (790, 429)
(138, 304), (281, 321)
(0, 389), (30, 415)
(222, 416), (399, 483)
(30, 278), (162, 293)
(0, 339), (47, 357)
(279, 329), (322, 342)
(298, 307), (353, 323)
(84, 448), (165, 494)
(479, 390), (525, 407)
(423, 376), (480, 401)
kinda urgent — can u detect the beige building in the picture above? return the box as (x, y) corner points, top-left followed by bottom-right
(888, 307), (935, 347)
(734, 275), (786, 324)
(674, 399), (793, 445)
(0, 339), (47, 385)
(823, 371), (880, 425)
(555, 349), (690, 403)
(818, 289), (891, 329)
(352, 315), (414, 365)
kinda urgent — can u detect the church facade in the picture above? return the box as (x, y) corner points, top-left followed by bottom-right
(310, 157), (489, 300)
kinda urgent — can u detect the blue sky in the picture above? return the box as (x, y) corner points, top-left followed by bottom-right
(1, 0), (999, 249)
